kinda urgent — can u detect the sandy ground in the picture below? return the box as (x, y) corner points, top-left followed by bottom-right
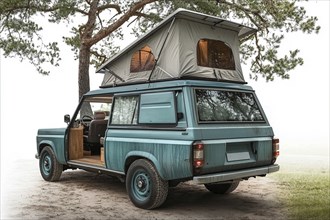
(0, 158), (294, 220)
(3, 154), (329, 219)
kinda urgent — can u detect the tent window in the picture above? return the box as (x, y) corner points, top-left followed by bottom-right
(130, 45), (155, 73)
(197, 39), (235, 70)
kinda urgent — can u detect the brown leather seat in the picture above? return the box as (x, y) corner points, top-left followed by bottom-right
(83, 111), (108, 155)
(87, 112), (108, 144)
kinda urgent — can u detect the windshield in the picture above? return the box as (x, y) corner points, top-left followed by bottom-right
(78, 96), (112, 120)
(195, 88), (265, 123)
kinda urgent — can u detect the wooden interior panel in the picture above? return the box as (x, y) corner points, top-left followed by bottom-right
(69, 126), (84, 160)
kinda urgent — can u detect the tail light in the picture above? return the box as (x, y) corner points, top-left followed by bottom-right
(193, 141), (204, 168)
(272, 138), (280, 164)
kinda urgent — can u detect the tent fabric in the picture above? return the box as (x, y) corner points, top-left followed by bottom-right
(99, 9), (257, 87)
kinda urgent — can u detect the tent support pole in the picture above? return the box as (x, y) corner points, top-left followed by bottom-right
(147, 17), (176, 82)
(103, 68), (125, 86)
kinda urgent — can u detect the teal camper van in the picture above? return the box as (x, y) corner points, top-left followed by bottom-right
(36, 9), (280, 209)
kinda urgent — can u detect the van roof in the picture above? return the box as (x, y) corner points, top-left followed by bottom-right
(85, 79), (253, 97)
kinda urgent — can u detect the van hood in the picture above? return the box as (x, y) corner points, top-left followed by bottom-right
(37, 128), (66, 136)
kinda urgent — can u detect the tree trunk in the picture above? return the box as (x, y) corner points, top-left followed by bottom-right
(78, 44), (93, 117)
(78, 44), (91, 100)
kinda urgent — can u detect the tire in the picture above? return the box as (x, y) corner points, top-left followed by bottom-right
(126, 159), (168, 209)
(39, 146), (63, 181)
(204, 181), (240, 194)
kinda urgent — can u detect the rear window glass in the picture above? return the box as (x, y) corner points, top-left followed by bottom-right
(195, 89), (264, 122)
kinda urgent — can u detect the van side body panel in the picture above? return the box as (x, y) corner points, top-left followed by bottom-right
(104, 131), (193, 180)
(36, 128), (67, 164)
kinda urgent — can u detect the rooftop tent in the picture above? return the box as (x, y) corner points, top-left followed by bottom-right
(97, 9), (257, 87)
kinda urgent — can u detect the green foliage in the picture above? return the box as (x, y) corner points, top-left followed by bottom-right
(232, 0), (320, 81)
(0, 0), (321, 81)
(0, 0), (71, 74)
(274, 172), (330, 220)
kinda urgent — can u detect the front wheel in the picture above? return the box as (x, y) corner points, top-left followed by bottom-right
(204, 181), (240, 194)
(39, 146), (63, 181)
(126, 159), (168, 209)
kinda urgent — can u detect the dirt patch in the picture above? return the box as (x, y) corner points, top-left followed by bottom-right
(1, 159), (286, 219)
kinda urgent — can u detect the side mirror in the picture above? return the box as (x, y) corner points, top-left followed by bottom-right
(64, 114), (71, 124)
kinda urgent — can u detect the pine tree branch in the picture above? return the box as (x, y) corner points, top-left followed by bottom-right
(126, 10), (154, 27)
(133, 11), (155, 19)
(216, 0), (269, 31)
(81, 0), (99, 42)
(3, 5), (61, 14)
(85, 0), (157, 46)
(252, 34), (263, 74)
(73, 8), (89, 16)
(97, 4), (121, 14)
(97, 13), (103, 29)
(90, 48), (107, 64)
(2, 2), (88, 15)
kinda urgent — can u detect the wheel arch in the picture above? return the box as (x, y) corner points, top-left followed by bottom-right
(38, 140), (66, 164)
(38, 141), (55, 154)
(124, 151), (166, 180)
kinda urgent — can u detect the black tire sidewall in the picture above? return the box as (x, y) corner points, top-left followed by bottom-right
(39, 146), (62, 181)
(205, 181), (240, 194)
(126, 159), (168, 209)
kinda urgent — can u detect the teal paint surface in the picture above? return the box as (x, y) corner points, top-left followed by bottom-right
(105, 135), (193, 180)
(37, 128), (67, 164)
(200, 126), (274, 139)
(139, 92), (176, 124)
(203, 142), (226, 171)
(255, 140), (273, 162)
(201, 137), (272, 174)
(86, 80), (254, 97)
(225, 142), (257, 164)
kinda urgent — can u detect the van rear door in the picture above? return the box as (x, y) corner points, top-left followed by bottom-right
(193, 88), (276, 175)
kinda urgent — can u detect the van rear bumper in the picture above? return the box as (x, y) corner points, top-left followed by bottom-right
(193, 164), (280, 184)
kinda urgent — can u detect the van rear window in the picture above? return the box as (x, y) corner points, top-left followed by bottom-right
(195, 89), (265, 122)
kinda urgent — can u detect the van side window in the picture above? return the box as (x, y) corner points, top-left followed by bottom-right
(197, 39), (235, 70)
(130, 45), (155, 73)
(111, 96), (139, 125)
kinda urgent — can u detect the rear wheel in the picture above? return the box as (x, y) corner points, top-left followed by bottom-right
(204, 181), (240, 194)
(39, 146), (63, 181)
(126, 159), (168, 209)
